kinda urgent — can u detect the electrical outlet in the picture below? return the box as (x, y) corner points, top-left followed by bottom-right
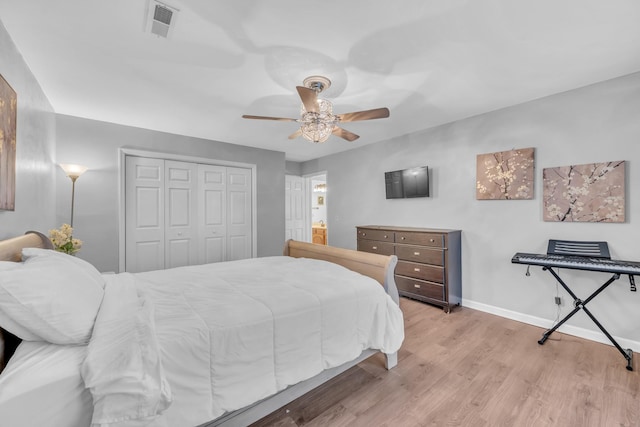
(554, 296), (562, 306)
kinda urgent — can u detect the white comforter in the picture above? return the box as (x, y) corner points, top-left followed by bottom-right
(81, 256), (404, 427)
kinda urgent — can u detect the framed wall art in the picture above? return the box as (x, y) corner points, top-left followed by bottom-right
(543, 160), (625, 222)
(476, 147), (535, 200)
(0, 73), (17, 211)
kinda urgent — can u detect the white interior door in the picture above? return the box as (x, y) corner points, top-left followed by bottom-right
(165, 160), (198, 269)
(125, 156), (165, 273)
(285, 175), (306, 241)
(198, 164), (226, 263)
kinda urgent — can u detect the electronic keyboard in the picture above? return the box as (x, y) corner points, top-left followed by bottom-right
(511, 252), (640, 275)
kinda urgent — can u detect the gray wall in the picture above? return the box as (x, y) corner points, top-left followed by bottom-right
(55, 115), (286, 273)
(301, 72), (640, 346)
(0, 21), (56, 238)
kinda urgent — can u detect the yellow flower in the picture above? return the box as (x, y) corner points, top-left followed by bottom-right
(48, 224), (82, 255)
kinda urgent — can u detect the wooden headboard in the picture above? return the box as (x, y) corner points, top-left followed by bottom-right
(283, 239), (399, 304)
(0, 231), (53, 262)
(0, 231), (53, 372)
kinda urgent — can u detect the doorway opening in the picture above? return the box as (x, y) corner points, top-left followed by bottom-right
(310, 174), (327, 245)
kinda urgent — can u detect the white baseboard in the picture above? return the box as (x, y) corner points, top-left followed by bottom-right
(461, 299), (640, 351)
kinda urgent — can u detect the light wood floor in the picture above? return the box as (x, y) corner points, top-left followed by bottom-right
(251, 297), (639, 427)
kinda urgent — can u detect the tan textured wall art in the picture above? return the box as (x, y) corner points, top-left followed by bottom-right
(476, 147), (535, 200)
(543, 160), (625, 222)
(0, 74), (17, 211)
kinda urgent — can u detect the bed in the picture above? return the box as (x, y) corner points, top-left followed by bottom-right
(0, 231), (404, 427)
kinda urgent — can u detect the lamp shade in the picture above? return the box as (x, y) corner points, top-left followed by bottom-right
(59, 163), (88, 180)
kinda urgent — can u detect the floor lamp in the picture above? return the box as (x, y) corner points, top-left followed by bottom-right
(59, 163), (88, 227)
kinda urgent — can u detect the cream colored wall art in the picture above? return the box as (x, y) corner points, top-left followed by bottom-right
(543, 160), (625, 222)
(476, 147), (535, 200)
(0, 73), (17, 211)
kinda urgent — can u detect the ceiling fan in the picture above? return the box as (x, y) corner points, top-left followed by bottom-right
(242, 76), (390, 143)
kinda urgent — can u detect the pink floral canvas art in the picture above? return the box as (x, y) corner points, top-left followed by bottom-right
(0, 74), (17, 211)
(476, 147), (535, 200)
(543, 161), (625, 222)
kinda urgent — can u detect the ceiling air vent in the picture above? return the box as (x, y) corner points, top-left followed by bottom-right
(146, 1), (178, 38)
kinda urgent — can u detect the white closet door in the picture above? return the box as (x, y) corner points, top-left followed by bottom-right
(125, 156), (165, 273)
(285, 175), (306, 241)
(165, 160), (198, 269)
(198, 164), (227, 263)
(226, 167), (252, 261)
(125, 155), (253, 272)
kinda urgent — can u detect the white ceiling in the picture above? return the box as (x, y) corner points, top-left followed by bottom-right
(1, 1), (640, 162)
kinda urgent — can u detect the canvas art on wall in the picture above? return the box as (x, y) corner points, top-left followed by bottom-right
(543, 160), (625, 223)
(476, 147), (535, 200)
(0, 74), (17, 211)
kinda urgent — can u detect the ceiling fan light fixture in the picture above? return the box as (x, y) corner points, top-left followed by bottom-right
(300, 121), (334, 143)
(242, 75), (389, 143)
(300, 98), (337, 143)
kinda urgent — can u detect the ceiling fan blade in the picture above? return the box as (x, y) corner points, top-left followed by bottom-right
(296, 86), (318, 113)
(332, 127), (360, 142)
(288, 129), (303, 140)
(336, 107), (390, 123)
(242, 114), (297, 121)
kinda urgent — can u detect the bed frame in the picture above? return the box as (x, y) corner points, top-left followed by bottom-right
(0, 233), (401, 427)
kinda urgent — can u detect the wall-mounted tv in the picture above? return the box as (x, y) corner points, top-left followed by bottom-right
(385, 166), (429, 199)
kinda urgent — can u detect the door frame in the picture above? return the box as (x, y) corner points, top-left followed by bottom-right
(118, 148), (258, 272)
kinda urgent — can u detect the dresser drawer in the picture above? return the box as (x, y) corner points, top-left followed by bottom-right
(395, 276), (444, 301)
(396, 261), (444, 283)
(357, 239), (395, 256)
(357, 228), (394, 242)
(312, 228), (326, 238)
(395, 245), (444, 266)
(396, 231), (444, 247)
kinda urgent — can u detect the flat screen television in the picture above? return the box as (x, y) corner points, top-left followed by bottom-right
(385, 166), (429, 199)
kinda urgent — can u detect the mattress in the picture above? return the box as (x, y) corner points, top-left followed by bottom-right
(0, 341), (92, 426)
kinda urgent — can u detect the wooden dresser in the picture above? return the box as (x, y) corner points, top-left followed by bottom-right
(357, 225), (462, 312)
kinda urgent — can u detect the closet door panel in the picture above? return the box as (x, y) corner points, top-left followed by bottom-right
(226, 167), (252, 261)
(125, 156), (165, 273)
(198, 165), (227, 263)
(165, 161), (198, 269)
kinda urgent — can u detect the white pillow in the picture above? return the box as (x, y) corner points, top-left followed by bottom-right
(0, 249), (104, 344)
(21, 248), (106, 289)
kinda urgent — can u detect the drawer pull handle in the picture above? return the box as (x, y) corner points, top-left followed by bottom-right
(413, 284), (421, 289)
(383, 235), (388, 238)
(401, 237), (405, 240)
(430, 238), (435, 243)
(414, 268), (421, 272)
(372, 246), (377, 250)
(414, 252), (420, 256)
(362, 233), (366, 236)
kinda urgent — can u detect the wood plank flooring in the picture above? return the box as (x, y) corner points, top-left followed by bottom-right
(251, 298), (639, 427)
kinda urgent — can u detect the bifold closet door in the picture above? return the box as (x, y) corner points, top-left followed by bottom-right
(126, 158), (198, 272)
(126, 156), (253, 272)
(198, 165), (252, 263)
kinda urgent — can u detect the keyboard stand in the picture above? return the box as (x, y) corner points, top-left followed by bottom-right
(538, 266), (633, 371)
